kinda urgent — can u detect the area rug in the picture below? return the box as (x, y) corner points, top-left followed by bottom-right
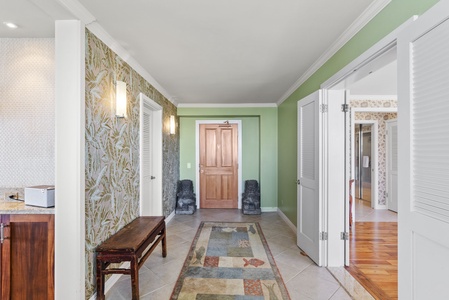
(171, 222), (291, 299)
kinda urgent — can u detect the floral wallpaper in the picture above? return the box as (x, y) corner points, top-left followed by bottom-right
(84, 30), (179, 298)
(351, 99), (397, 206)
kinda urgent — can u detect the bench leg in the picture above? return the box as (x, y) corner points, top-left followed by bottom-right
(130, 256), (139, 300)
(162, 226), (167, 257)
(96, 258), (105, 300)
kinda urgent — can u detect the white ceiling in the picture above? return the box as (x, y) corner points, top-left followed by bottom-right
(1, 0), (386, 105)
(349, 60), (397, 96)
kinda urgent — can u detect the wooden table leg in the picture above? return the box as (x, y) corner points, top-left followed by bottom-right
(96, 258), (105, 300)
(130, 256), (139, 300)
(161, 226), (167, 258)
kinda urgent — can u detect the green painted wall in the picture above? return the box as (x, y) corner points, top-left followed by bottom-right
(277, 0), (439, 225)
(178, 107), (278, 208)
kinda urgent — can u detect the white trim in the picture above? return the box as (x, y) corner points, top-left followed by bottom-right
(57, 0), (176, 106)
(178, 103), (277, 108)
(195, 120), (243, 209)
(55, 20), (85, 300)
(261, 207), (278, 212)
(321, 16), (417, 90)
(165, 211), (175, 224)
(349, 94), (397, 101)
(139, 93), (163, 217)
(55, 0), (96, 24)
(277, 208), (297, 234)
(352, 107), (397, 113)
(277, 0), (392, 105)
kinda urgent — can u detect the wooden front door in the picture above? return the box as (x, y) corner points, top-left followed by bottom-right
(199, 123), (238, 208)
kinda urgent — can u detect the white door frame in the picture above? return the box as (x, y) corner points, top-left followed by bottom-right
(352, 107), (397, 210)
(139, 93), (163, 216)
(319, 16), (416, 266)
(195, 120), (242, 209)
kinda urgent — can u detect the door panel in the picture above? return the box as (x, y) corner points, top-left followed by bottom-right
(398, 2), (449, 298)
(297, 90), (322, 266)
(200, 124), (238, 208)
(141, 108), (153, 215)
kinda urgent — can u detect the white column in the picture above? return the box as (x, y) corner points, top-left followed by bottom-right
(55, 20), (86, 299)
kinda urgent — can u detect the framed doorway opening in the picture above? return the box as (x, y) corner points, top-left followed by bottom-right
(195, 120), (242, 209)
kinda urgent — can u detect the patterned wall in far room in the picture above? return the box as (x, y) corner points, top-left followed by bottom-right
(84, 30), (179, 298)
(351, 99), (397, 206)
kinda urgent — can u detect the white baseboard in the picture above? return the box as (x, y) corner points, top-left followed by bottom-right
(88, 262), (130, 300)
(165, 211), (175, 223)
(277, 208), (297, 235)
(261, 207), (278, 212)
(375, 204), (387, 210)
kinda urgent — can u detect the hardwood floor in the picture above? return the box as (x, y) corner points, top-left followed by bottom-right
(346, 221), (398, 299)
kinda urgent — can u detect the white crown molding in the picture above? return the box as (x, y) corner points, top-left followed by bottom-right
(276, 0), (392, 106)
(55, 0), (96, 24)
(349, 94), (397, 100)
(178, 103), (277, 108)
(55, 0), (177, 106)
(86, 22), (176, 106)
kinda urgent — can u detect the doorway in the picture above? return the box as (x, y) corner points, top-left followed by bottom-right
(139, 93), (163, 216)
(319, 31), (401, 297)
(195, 120), (242, 209)
(345, 62), (399, 298)
(354, 123), (374, 206)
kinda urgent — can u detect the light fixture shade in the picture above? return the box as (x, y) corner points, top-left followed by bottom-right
(116, 80), (127, 118)
(170, 115), (176, 134)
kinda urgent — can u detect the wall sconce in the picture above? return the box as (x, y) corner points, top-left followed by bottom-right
(170, 115), (176, 135)
(116, 80), (127, 118)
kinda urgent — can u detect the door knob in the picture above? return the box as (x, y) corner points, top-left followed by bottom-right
(151, 176), (156, 180)
(297, 179), (301, 185)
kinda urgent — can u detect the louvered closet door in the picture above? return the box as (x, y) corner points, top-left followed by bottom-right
(397, 1), (449, 298)
(297, 90), (323, 266)
(140, 106), (153, 215)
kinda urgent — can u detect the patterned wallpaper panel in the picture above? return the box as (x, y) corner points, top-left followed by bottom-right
(84, 30), (179, 298)
(0, 39), (55, 193)
(351, 99), (397, 206)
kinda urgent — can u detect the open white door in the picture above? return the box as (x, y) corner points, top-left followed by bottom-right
(140, 93), (163, 216)
(398, 1), (449, 298)
(386, 120), (398, 212)
(297, 90), (323, 266)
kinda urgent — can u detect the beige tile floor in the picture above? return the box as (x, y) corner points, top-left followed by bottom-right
(105, 209), (353, 300)
(354, 199), (398, 222)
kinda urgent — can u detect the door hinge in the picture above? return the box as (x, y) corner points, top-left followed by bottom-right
(340, 232), (349, 240)
(0, 223), (9, 244)
(341, 104), (349, 112)
(319, 231), (328, 241)
(320, 104), (328, 113)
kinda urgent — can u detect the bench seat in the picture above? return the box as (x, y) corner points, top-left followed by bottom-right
(95, 216), (167, 299)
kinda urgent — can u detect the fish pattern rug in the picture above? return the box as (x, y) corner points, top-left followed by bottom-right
(171, 222), (291, 299)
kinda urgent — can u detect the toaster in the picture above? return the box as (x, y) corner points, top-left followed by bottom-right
(24, 185), (55, 207)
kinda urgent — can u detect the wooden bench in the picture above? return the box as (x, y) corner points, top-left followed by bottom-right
(95, 216), (167, 300)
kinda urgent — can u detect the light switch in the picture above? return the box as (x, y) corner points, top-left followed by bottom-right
(187, 163), (191, 169)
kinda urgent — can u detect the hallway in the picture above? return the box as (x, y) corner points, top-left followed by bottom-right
(106, 210), (357, 299)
